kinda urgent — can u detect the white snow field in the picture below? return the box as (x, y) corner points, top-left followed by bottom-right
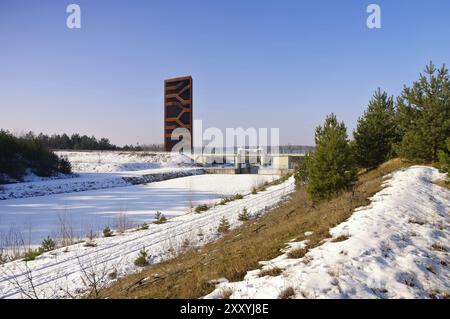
(54, 151), (191, 173)
(0, 174), (278, 245)
(0, 176), (294, 299)
(205, 166), (450, 299)
(0, 151), (200, 200)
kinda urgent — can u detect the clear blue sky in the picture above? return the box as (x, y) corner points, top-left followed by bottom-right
(1, 0), (449, 146)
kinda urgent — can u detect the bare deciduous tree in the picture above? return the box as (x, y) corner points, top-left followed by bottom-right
(116, 211), (129, 234)
(57, 211), (75, 248)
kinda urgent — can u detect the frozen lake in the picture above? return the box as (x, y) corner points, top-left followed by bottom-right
(0, 174), (276, 245)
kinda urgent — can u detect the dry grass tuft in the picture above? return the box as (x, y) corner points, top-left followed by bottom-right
(259, 267), (283, 277)
(221, 287), (233, 299)
(408, 218), (426, 225)
(278, 287), (295, 299)
(287, 248), (309, 259)
(98, 159), (408, 299)
(433, 179), (450, 190)
(431, 243), (447, 252)
(331, 235), (350, 243)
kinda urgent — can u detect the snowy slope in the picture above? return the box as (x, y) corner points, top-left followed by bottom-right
(205, 166), (450, 299)
(0, 177), (294, 299)
(55, 151), (190, 173)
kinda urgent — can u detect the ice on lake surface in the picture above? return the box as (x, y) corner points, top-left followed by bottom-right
(0, 174), (276, 245)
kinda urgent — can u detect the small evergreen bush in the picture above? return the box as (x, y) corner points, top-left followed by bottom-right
(23, 247), (44, 261)
(41, 236), (56, 252)
(218, 217), (230, 233)
(103, 226), (113, 237)
(238, 208), (250, 221)
(153, 211), (167, 224)
(134, 247), (149, 267)
(195, 204), (208, 213)
(140, 222), (149, 230)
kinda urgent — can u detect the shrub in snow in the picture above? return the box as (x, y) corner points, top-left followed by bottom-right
(218, 198), (229, 205)
(84, 230), (98, 247)
(219, 194), (244, 206)
(218, 217), (230, 233)
(259, 267), (283, 277)
(153, 211), (167, 224)
(84, 240), (97, 248)
(251, 187), (257, 195)
(268, 174), (290, 186)
(103, 226), (113, 237)
(278, 287), (295, 299)
(24, 247), (44, 261)
(287, 247), (308, 259)
(87, 230), (96, 241)
(134, 247), (149, 267)
(58, 156), (72, 175)
(195, 204), (208, 213)
(233, 194), (243, 200)
(140, 222), (149, 230)
(182, 238), (190, 250)
(41, 236), (56, 252)
(238, 207), (250, 221)
(0, 251), (7, 264)
(221, 288), (233, 299)
(108, 269), (118, 280)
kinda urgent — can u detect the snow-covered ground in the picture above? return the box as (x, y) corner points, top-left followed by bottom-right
(205, 166), (450, 299)
(55, 151), (191, 173)
(0, 176), (294, 299)
(0, 174), (277, 246)
(0, 151), (200, 200)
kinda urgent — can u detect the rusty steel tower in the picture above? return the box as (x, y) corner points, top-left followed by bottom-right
(163, 76), (193, 152)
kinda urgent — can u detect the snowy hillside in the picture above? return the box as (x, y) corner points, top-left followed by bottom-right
(0, 151), (200, 200)
(205, 166), (450, 299)
(0, 177), (294, 299)
(55, 151), (192, 173)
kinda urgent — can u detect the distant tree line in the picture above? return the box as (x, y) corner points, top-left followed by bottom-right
(0, 130), (71, 184)
(122, 144), (165, 152)
(295, 62), (450, 201)
(26, 132), (118, 150)
(18, 132), (165, 152)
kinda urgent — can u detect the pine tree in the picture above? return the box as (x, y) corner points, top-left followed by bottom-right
(353, 89), (399, 169)
(134, 247), (149, 267)
(217, 217), (230, 233)
(395, 62), (450, 162)
(304, 114), (357, 201)
(238, 207), (250, 221)
(294, 154), (312, 185)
